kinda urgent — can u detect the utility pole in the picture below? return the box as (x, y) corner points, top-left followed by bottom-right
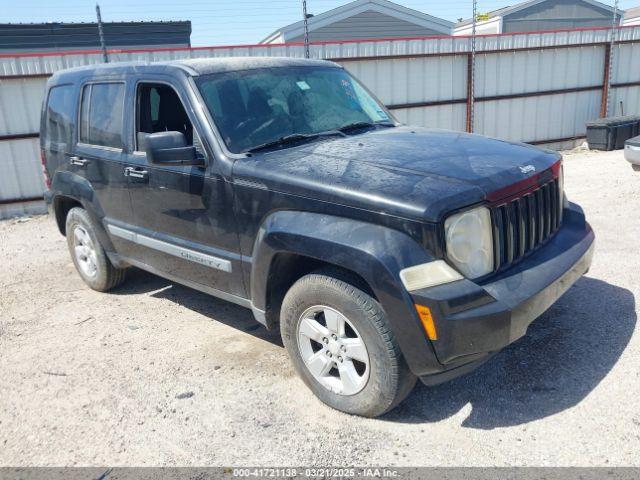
(469, 0), (477, 133)
(96, 3), (109, 63)
(604, 0), (619, 116)
(302, 0), (310, 58)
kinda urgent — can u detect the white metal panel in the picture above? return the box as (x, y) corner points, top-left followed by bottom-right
(611, 43), (640, 84)
(475, 90), (601, 142)
(391, 104), (466, 131)
(0, 138), (44, 201)
(342, 56), (467, 105)
(0, 77), (47, 135)
(475, 45), (604, 97)
(610, 86), (640, 116)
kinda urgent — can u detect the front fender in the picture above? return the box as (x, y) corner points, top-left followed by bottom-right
(251, 210), (443, 375)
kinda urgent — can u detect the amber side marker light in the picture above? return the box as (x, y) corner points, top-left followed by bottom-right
(415, 304), (437, 340)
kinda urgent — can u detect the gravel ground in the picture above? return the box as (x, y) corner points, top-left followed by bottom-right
(0, 148), (638, 467)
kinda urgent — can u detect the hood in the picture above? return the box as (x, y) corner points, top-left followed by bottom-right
(232, 126), (560, 222)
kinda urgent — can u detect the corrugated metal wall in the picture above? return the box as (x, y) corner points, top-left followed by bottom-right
(1, 26), (640, 218)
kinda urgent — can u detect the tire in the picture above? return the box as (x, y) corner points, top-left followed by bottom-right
(65, 207), (126, 292)
(632, 164), (640, 172)
(280, 271), (417, 417)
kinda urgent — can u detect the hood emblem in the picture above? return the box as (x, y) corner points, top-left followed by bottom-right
(519, 165), (536, 174)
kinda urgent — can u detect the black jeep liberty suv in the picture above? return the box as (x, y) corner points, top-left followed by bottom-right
(41, 57), (594, 417)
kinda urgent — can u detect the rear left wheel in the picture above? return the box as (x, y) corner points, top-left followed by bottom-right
(65, 207), (126, 292)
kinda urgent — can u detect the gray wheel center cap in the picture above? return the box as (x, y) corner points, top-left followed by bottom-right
(328, 341), (341, 356)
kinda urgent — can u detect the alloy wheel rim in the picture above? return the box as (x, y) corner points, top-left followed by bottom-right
(73, 225), (98, 278)
(297, 305), (370, 396)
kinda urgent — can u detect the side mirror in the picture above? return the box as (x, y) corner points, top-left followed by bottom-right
(144, 131), (202, 166)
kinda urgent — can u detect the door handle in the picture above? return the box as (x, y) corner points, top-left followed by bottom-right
(124, 167), (148, 180)
(69, 156), (88, 167)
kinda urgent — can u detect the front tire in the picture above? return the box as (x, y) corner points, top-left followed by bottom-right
(280, 271), (416, 417)
(65, 207), (126, 292)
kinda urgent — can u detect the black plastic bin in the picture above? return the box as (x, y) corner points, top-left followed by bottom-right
(586, 115), (640, 151)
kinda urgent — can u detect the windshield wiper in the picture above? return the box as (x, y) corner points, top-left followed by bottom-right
(245, 131), (344, 154)
(338, 120), (395, 133)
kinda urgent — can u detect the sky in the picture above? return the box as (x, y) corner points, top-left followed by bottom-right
(3, 0), (636, 47)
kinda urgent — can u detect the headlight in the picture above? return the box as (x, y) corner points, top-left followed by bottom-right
(445, 206), (494, 279)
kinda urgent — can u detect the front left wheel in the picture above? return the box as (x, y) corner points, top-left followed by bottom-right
(280, 271), (417, 417)
(65, 207), (127, 292)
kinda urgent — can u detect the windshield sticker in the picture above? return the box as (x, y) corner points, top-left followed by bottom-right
(296, 81), (311, 91)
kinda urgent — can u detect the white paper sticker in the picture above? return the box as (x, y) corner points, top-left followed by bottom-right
(296, 81), (311, 91)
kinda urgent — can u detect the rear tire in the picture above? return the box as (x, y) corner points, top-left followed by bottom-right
(65, 207), (126, 292)
(280, 271), (416, 417)
(632, 164), (640, 172)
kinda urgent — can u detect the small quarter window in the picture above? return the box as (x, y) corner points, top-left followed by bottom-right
(79, 82), (125, 148)
(45, 85), (75, 146)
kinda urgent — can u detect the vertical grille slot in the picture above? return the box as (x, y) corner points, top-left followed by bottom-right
(505, 203), (515, 264)
(535, 188), (544, 244)
(549, 180), (558, 231)
(490, 178), (563, 274)
(542, 183), (551, 238)
(516, 198), (526, 259)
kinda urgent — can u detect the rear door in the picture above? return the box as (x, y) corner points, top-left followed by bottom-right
(73, 80), (136, 254)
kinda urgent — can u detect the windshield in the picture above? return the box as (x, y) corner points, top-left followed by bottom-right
(196, 66), (393, 154)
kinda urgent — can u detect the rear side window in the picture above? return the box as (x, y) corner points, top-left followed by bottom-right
(79, 82), (125, 148)
(45, 85), (75, 146)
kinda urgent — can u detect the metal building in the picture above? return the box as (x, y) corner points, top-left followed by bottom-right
(260, 0), (453, 44)
(623, 6), (640, 26)
(0, 21), (192, 53)
(454, 0), (621, 35)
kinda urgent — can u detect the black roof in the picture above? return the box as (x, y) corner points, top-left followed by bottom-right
(50, 57), (340, 83)
(0, 21), (191, 52)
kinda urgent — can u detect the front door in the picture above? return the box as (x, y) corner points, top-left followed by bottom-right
(119, 80), (246, 299)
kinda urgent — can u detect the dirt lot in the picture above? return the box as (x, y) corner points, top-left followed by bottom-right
(0, 148), (639, 467)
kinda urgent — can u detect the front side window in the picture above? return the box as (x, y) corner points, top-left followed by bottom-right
(45, 85), (75, 146)
(79, 82), (125, 148)
(136, 83), (194, 151)
(196, 66), (392, 154)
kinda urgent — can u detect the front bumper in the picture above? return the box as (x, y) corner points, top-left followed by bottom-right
(410, 202), (594, 385)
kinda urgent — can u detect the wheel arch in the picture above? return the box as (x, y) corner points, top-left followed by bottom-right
(52, 195), (82, 235)
(249, 210), (442, 375)
(49, 171), (114, 251)
(262, 252), (377, 330)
